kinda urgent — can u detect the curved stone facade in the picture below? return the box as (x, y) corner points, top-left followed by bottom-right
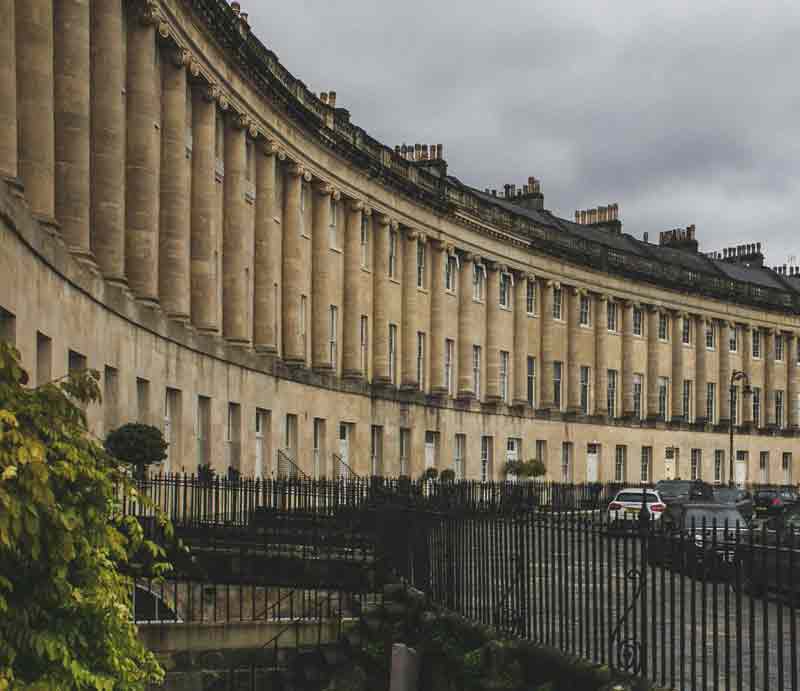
(2, 0), (799, 483)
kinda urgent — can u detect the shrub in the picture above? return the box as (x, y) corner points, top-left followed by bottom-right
(104, 423), (167, 479)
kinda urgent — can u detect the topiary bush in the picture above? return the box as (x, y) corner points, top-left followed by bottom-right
(440, 469), (456, 483)
(104, 423), (167, 479)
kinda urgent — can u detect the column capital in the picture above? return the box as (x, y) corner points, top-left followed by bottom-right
(139, 2), (162, 26)
(428, 237), (446, 252)
(624, 299), (641, 309)
(363, 207), (373, 218)
(189, 58), (202, 79)
(458, 249), (475, 263)
(287, 162), (311, 181)
(260, 139), (285, 160)
(485, 260), (500, 273)
(167, 47), (192, 69)
(593, 291), (608, 302)
(571, 286), (588, 297)
(526, 272), (537, 283)
(347, 198), (365, 212)
(314, 181), (334, 197)
(546, 278), (561, 289)
(374, 212), (392, 228)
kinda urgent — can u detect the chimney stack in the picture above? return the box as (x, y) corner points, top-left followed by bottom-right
(320, 92), (328, 105)
(328, 91), (337, 108)
(231, 1), (241, 15)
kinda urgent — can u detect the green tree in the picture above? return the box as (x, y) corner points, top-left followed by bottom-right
(104, 423), (167, 480)
(0, 342), (167, 690)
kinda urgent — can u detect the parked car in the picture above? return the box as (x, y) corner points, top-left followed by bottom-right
(655, 479), (715, 505)
(607, 488), (665, 529)
(712, 486), (754, 522)
(752, 488), (799, 518)
(647, 502), (749, 578)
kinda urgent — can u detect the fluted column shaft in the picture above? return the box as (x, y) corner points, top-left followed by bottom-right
(125, 14), (159, 303)
(594, 295), (608, 415)
(91, 0), (126, 283)
(190, 88), (217, 331)
(645, 308), (660, 419)
(372, 216), (392, 383)
(485, 265), (501, 401)
(765, 330), (776, 426)
(54, 0), (91, 257)
(16, 0), (55, 219)
(342, 201), (364, 378)
(671, 313), (684, 420)
(282, 165), (306, 364)
(401, 230), (420, 389)
(719, 321), (732, 422)
(222, 118), (248, 343)
(159, 53), (190, 319)
(457, 254), (475, 398)
(742, 325), (753, 425)
(788, 333), (799, 428)
(0, 0), (16, 179)
(311, 184), (333, 370)
(567, 287), (581, 412)
(622, 303), (635, 416)
(429, 242), (447, 394)
(696, 317), (708, 423)
(254, 144), (279, 351)
(513, 274), (529, 406)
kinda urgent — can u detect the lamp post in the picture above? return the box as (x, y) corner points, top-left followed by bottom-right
(729, 370), (752, 487)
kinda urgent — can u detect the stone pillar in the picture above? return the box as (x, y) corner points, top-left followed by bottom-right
(765, 329), (775, 427)
(0, 0), (16, 179)
(671, 312), (684, 420)
(513, 272), (530, 406)
(342, 199), (365, 379)
(16, 0), (55, 219)
(158, 49), (191, 320)
(429, 240), (447, 395)
(594, 294), (608, 416)
(372, 215), (394, 384)
(311, 182), (334, 369)
(566, 287), (581, 413)
(91, 0), (126, 284)
(457, 253), (476, 399)
(718, 320), (732, 423)
(282, 162), (309, 365)
(222, 114), (249, 343)
(54, 0), (92, 260)
(696, 316), (708, 424)
(622, 301), (635, 417)
(125, 9), (160, 304)
(742, 325), (753, 425)
(485, 263), (501, 402)
(401, 229), (420, 389)
(539, 281), (555, 410)
(788, 332), (799, 428)
(646, 307), (660, 420)
(190, 85), (218, 332)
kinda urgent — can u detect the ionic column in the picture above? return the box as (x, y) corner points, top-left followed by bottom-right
(594, 294), (608, 415)
(125, 8), (160, 304)
(401, 228), (420, 389)
(622, 301), (636, 417)
(513, 271), (530, 406)
(457, 252), (476, 399)
(158, 48), (191, 320)
(190, 85), (219, 332)
(91, 0), (126, 284)
(372, 215), (394, 384)
(765, 329), (776, 427)
(311, 182), (334, 370)
(485, 263), (501, 402)
(671, 312), (685, 420)
(742, 325), (753, 425)
(646, 307), (660, 420)
(282, 163), (310, 365)
(539, 281), (556, 410)
(0, 0), (16, 179)
(566, 286), (581, 413)
(695, 316), (708, 423)
(788, 332), (799, 428)
(429, 240), (447, 395)
(16, 0), (55, 219)
(343, 199), (365, 379)
(54, 0), (92, 260)
(254, 141), (281, 352)
(718, 320), (732, 423)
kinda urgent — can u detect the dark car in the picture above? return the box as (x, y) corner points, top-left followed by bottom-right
(752, 488), (798, 517)
(713, 486), (754, 521)
(648, 503), (749, 578)
(655, 479), (714, 505)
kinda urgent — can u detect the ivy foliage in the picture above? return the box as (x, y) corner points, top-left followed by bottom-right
(0, 343), (168, 690)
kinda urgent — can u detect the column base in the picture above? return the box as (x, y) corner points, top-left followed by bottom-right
(254, 344), (278, 355)
(104, 275), (129, 290)
(3, 175), (24, 195)
(165, 311), (191, 324)
(372, 375), (392, 387)
(37, 215), (63, 243)
(456, 390), (475, 401)
(283, 357), (306, 368)
(135, 296), (160, 309)
(342, 369), (365, 381)
(194, 324), (220, 336)
(430, 386), (449, 397)
(513, 399), (531, 409)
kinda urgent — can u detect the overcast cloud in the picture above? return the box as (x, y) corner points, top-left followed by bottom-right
(246, 1), (800, 266)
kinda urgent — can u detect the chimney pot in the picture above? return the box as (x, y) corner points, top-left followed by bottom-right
(422, 144), (429, 160)
(320, 92), (328, 104)
(328, 91), (337, 108)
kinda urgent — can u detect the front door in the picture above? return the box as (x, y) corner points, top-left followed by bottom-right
(664, 447), (675, 480)
(339, 423), (350, 478)
(255, 411), (265, 479)
(425, 431), (436, 470)
(735, 451), (748, 486)
(586, 444), (600, 482)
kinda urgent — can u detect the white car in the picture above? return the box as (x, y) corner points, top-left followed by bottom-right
(608, 487), (666, 524)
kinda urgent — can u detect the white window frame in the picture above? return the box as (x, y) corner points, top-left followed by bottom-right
(752, 329), (761, 359)
(641, 446), (652, 483)
(552, 287), (562, 320)
(445, 339), (455, 396)
(329, 197), (338, 248)
(554, 361), (563, 410)
(528, 356), (536, 407)
(683, 379), (693, 422)
(389, 323), (398, 385)
(776, 389), (785, 427)
(360, 315), (368, 373)
(607, 369), (618, 417)
(753, 386), (761, 426)
(607, 301), (618, 332)
(499, 351), (510, 403)
(579, 295), (590, 326)
(633, 374), (643, 420)
(499, 273), (511, 308)
(682, 317), (691, 345)
(691, 448), (702, 480)
(454, 434), (465, 480)
(329, 305), (338, 366)
(473, 345), (481, 399)
(658, 376), (669, 420)
(480, 436), (492, 482)
(388, 230), (398, 279)
(706, 323), (716, 350)
(445, 255), (458, 292)
(416, 331), (426, 390)
(580, 365), (590, 415)
(633, 307), (643, 336)
(706, 382), (716, 423)
(615, 445), (627, 482)
(526, 279), (536, 315)
(729, 326), (738, 353)
(360, 214), (369, 268)
(473, 264), (485, 301)
(714, 450), (724, 485)
(776, 334), (784, 362)
(416, 242), (426, 288)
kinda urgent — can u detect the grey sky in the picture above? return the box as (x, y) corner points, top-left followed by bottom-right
(245, 1), (800, 267)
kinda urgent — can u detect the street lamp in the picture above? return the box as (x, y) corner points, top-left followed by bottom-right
(729, 370), (752, 487)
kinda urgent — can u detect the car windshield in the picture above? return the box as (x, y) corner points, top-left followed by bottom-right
(713, 488), (740, 503)
(657, 482), (691, 499)
(755, 490), (777, 499)
(683, 509), (746, 528)
(614, 492), (660, 504)
(784, 511), (800, 529)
